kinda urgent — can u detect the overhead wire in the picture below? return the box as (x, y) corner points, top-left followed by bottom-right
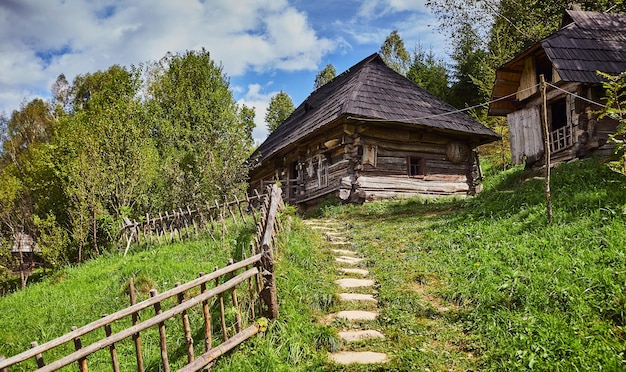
(347, 84), (539, 123)
(545, 82), (607, 109)
(348, 80), (609, 124)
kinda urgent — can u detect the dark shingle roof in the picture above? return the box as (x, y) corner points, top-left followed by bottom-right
(489, 10), (626, 115)
(253, 53), (500, 163)
(543, 10), (626, 83)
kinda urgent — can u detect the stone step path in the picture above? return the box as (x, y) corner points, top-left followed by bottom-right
(304, 218), (388, 366)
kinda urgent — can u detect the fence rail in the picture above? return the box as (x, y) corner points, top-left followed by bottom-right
(0, 185), (285, 372)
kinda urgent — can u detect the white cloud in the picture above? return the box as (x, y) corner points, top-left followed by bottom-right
(356, 0), (429, 19)
(236, 83), (280, 145)
(0, 0), (336, 114)
(337, 1), (448, 61)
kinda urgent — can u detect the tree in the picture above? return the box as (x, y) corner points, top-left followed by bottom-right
(407, 44), (451, 102)
(57, 65), (159, 260)
(379, 30), (410, 75)
(598, 71), (626, 177)
(314, 64), (337, 89)
(147, 49), (254, 207)
(265, 91), (294, 132)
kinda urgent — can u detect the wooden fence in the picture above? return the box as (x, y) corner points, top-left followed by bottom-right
(0, 185), (285, 372)
(119, 191), (266, 254)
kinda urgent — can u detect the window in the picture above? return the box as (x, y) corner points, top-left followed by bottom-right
(549, 98), (572, 152)
(550, 98), (567, 131)
(317, 155), (328, 188)
(408, 157), (424, 177)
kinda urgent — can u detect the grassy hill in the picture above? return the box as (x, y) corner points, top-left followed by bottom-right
(1, 157), (625, 371)
(308, 157), (626, 371)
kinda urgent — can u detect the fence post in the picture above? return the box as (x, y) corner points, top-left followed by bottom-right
(259, 185), (281, 319)
(199, 272), (212, 352)
(128, 278), (145, 372)
(175, 282), (194, 364)
(150, 289), (170, 372)
(227, 258), (243, 333)
(30, 342), (45, 368)
(102, 315), (120, 372)
(71, 326), (88, 372)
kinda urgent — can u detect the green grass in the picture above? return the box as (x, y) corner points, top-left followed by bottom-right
(0, 223), (252, 371)
(312, 157), (626, 371)
(2, 157), (625, 371)
(0, 214), (340, 371)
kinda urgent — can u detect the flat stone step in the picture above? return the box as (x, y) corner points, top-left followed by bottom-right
(338, 329), (385, 342)
(329, 351), (388, 365)
(339, 268), (369, 276)
(335, 256), (364, 265)
(329, 241), (350, 245)
(335, 278), (375, 288)
(306, 225), (338, 231)
(338, 293), (377, 303)
(331, 248), (356, 255)
(335, 310), (377, 321)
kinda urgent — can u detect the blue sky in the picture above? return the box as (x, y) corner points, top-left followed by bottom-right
(0, 0), (449, 143)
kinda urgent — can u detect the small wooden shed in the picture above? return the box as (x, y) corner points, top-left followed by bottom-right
(489, 10), (626, 165)
(249, 53), (500, 206)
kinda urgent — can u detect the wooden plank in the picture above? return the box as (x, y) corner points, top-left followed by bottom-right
(177, 325), (260, 372)
(356, 176), (469, 193)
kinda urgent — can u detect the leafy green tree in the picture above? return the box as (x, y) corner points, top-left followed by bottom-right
(314, 64), (337, 89)
(58, 65), (159, 260)
(448, 22), (490, 110)
(147, 49), (253, 207)
(407, 44), (450, 102)
(379, 30), (410, 75)
(598, 71), (626, 177)
(265, 91), (294, 132)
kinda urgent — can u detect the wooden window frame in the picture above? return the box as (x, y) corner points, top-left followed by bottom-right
(407, 156), (425, 178)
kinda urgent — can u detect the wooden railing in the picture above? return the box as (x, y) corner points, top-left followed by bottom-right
(0, 185), (285, 372)
(550, 125), (573, 153)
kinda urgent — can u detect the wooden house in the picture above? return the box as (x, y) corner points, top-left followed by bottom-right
(249, 53), (501, 206)
(489, 10), (626, 165)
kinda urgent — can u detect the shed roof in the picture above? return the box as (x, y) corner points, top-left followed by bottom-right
(252, 53), (500, 164)
(490, 10), (626, 115)
(546, 10), (626, 83)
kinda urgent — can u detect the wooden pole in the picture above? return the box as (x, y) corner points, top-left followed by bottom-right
(228, 259), (242, 333)
(216, 266), (228, 342)
(128, 278), (145, 372)
(150, 289), (170, 372)
(175, 283), (195, 363)
(259, 185), (281, 319)
(102, 315), (120, 372)
(71, 326), (88, 372)
(234, 195), (246, 224)
(540, 74), (553, 223)
(30, 342), (45, 368)
(199, 272), (212, 352)
(0, 356), (7, 372)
